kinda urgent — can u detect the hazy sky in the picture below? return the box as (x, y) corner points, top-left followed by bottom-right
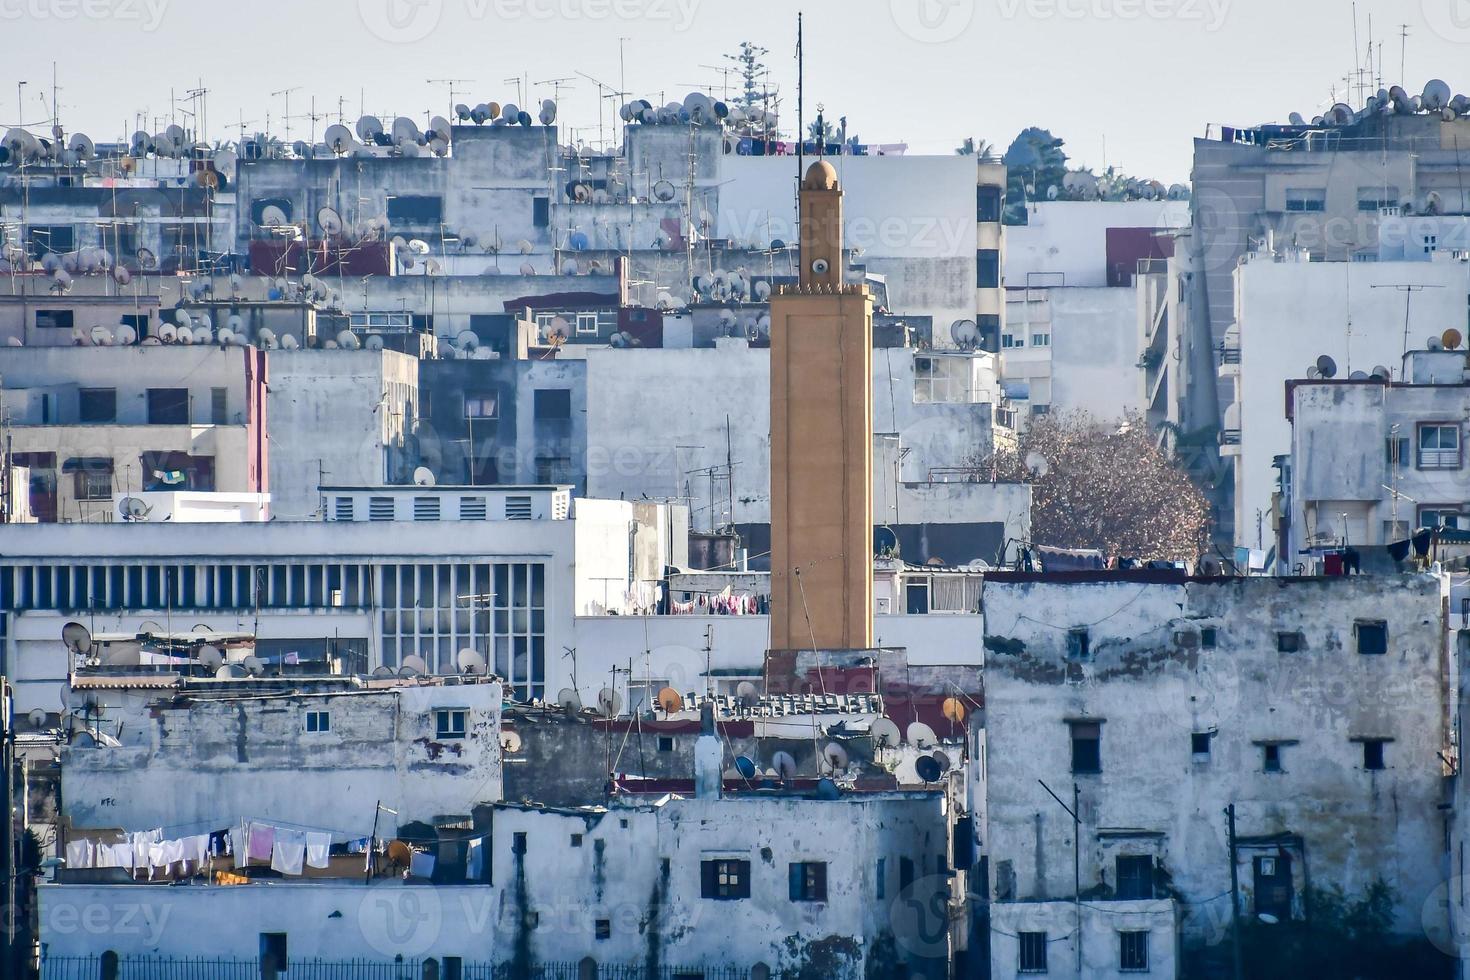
(4, 0), (1469, 182)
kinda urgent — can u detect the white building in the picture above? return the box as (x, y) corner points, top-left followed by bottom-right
(980, 571), (1451, 977)
(1004, 200), (1189, 289)
(1225, 255), (1470, 553)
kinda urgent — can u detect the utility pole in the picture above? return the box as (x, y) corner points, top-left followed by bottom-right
(1039, 778), (1083, 973)
(1227, 803), (1243, 980)
(1, 678), (16, 978)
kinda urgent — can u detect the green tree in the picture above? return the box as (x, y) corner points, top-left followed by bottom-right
(1001, 127), (1068, 225)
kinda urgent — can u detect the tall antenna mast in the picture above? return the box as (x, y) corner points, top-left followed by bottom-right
(796, 11), (804, 178)
(1399, 23), (1409, 84)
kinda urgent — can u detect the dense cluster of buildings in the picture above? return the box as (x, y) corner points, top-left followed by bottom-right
(4, 73), (1470, 980)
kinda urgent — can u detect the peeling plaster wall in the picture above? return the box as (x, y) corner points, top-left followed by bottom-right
(41, 793), (949, 977)
(61, 683), (503, 835)
(980, 574), (1448, 948)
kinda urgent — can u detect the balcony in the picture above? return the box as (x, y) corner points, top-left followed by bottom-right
(1219, 428), (1241, 457)
(1218, 345), (1241, 378)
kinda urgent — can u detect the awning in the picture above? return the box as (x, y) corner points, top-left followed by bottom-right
(60, 457), (112, 473)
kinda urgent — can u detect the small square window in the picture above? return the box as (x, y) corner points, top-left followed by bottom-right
(1355, 620), (1388, 655)
(1120, 930), (1149, 971)
(1200, 627), (1218, 649)
(595, 919), (610, 940)
(701, 859), (751, 900)
(1115, 855), (1154, 899)
(435, 708), (468, 739)
(658, 736), (674, 752)
(789, 861), (828, 902)
(1276, 631), (1302, 653)
(305, 710), (330, 733)
(1363, 739), (1387, 770)
(570, 833), (583, 848)
(1191, 732), (1212, 757)
(1019, 931), (1048, 973)
(1067, 628), (1090, 659)
(1263, 744), (1283, 773)
(619, 818), (628, 829)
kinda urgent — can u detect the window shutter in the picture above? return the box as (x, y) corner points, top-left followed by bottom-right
(789, 863), (802, 901)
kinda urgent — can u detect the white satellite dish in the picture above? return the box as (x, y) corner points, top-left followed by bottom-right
(821, 742), (850, 773)
(62, 622), (93, 654)
(413, 466), (436, 487)
(907, 721), (938, 748)
(259, 205), (288, 228)
(118, 496), (152, 521)
(243, 655), (266, 676)
(870, 717), (901, 747)
(771, 750), (798, 780)
(198, 644), (224, 669)
(500, 730), (522, 753)
(355, 115), (385, 142)
(557, 688), (583, 712)
(27, 708), (48, 728)
(317, 207), (345, 237)
(457, 648), (487, 674)
(597, 687), (622, 717)
(402, 653), (430, 674)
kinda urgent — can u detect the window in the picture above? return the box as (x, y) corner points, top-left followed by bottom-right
(369, 497), (395, 521)
(443, 958), (463, 980)
(789, 861), (827, 902)
(595, 919), (611, 940)
(658, 736), (674, 752)
(1115, 855), (1154, 899)
(512, 832), (527, 855)
(876, 857), (886, 900)
(1070, 721), (1102, 774)
(1191, 731), (1213, 758)
(575, 312), (599, 336)
(1067, 628), (1090, 659)
(146, 388), (189, 424)
(1362, 738), (1387, 770)
(1419, 507), (1465, 531)
(435, 708), (468, 739)
(1276, 631), (1301, 653)
(386, 195), (443, 224)
(1285, 188), (1326, 212)
(1030, 332), (1050, 347)
(905, 581), (930, 614)
(1254, 853), (1294, 918)
(534, 388), (572, 420)
(71, 460), (114, 501)
(1418, 423), (1461, 469)
(899, 856), (915, 891)
(701, 859), (751, 900)
(1425, 234), (1439, 255)
(1001, 333), (1020, 349)
(1263, 743), (1283, 773)
(1200, 627), (1218, 649)
(210, 388), (228, 424)
(1355, 620), (1387, 655)
(1018, 931), (1048, 973)
(78, 388), (116, 423)
(570, 833), (583, 847)
(35, 309), (74, 331)
(1386, 435), (1410, 470)
(305, 710), (330, 733)
(1357, 186), (1399, 212)
(533, 196), (550, 227)
(535, 455), (572, 484)
(27, 224), (74, 258)
(464, 393), (498, 419)
(1119, 931), (1149, 971)
(260, 933), (287, 973)
(1031, 404), (1050, 417)
(977, 185), (1002, 223)
(977, 249), (1001, 289)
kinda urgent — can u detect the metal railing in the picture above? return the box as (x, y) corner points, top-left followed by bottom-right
(41, 956), (755, 980)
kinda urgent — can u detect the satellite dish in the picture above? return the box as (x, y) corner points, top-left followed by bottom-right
(457, 648), (487, 674)
(1306, 366), (1321, 380)
(1315, 354), (1338, 379)
(949, 319), (981, 348)
(771, 750), (798, 780)
(402, 653), (430, 674)
(557, 688), (583, 712)
(652, 179), (676, 202)
(243, 655), (266, 676)
(136, 247), (158, 270)
(118, 496), (152, 521)
(1428, 336), (1445, 352)
(317, 207), (345, 237)
(656, 687), (684, 713)
(821, 742), (850, 772)
(1444, 329), (1463, 351)
(386, 840), (413, 868)
(907, 721), (938, 748)
(736, 680), (760, 705)
(27, 708), (48, 728)
(734, 755), (758, 779)
(1370, 365), (1392, 381)
(597, 687), (622, 717)
(355, 115), (384, 142)
(1024, 451), (1051, 478)
(198, 644), (223, 669)
(259, 205), (288, 228)
(413, 466), (436, 486)
(61, 622), (93, 654)
(499, 730), (522, 753)
(914, 754), (943, 783)
(366, 335), (384, 351)
(216, 664), (248, 679)
(870, 717), (901, 747)
(942, 697), (967, 724)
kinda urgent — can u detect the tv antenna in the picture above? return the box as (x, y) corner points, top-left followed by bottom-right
(427, 78), (474, 121)
(270, 86), (301, 142)
(575, 71), (624, 150)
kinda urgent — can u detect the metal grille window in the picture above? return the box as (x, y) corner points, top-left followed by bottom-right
(333, 497), (354, 522)
(413, 497), (441, 521)
(505, 496), (532, 520)
(369, 497), (395, 521)
(1119, 931), (1149, 971)
(459, 497), (487, 520)
(1018, 932), (1047, 973)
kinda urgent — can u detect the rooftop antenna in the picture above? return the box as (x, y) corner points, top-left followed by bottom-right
(796, 11), (804, 177)
(575, 71), (624, 151)
(270, 86), (301, 142)
(427, 78), (474, 122)
(1399, 23), (1409, 84)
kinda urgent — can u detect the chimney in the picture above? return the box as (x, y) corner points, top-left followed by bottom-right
(694, 702), (722, 799)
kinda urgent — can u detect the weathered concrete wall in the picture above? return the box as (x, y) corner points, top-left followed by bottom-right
(990, 898), (1180, 980)
(61, 682), (503, 834)
(981, 574), (1448, 949)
